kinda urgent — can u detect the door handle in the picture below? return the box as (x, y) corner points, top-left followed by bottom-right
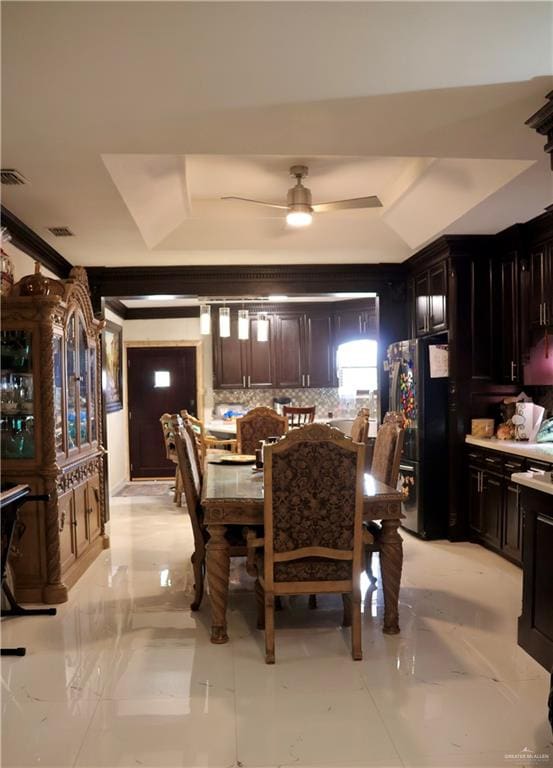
(540, 302), (544, 325)
(545, 302), (548, 325)
(399, 464), (412, 471)
(306, 374), (310, 387)
(302, 374), (305, 387)
(247, 375), (251, 387)
(510, 361), (516, 381)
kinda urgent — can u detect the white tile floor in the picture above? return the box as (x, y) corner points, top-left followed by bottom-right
(2, 492), (552, 768)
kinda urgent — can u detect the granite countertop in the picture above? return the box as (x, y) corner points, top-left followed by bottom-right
(511, 471), (553, 496)
(465, 435), (553, 463)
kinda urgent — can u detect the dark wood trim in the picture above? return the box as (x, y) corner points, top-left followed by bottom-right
(104, 298), (128, 320)
(0, 205), (73, 278)
(86, 263), (406, 302)
(526, 90), (553, 169)
(125, 306), (200, 320)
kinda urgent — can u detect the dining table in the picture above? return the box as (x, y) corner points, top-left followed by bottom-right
(201, 459), (404, 644)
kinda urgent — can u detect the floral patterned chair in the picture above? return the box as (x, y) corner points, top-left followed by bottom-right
(246, 423), (366, 663)
(365, 414), (404, 584)
(236, 406), (287, 455)
(174, 424), (247, 611)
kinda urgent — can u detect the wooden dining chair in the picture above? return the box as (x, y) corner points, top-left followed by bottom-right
(180, 410), (237, 471)
(159, 413), (184, 505)
(365, 413), (405, 584)
(235, 406), (287, 455)
(245, 423), (366, 663)
(350, 410), (370, 444)
(174, 425), (247, 611)
(282, 405), (316, 428)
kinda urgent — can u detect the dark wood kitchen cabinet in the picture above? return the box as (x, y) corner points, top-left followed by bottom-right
(412, 262), (447, 337)
(213, 314), (275, 389)
(493, 250), (521, 384)
(528, 242), (553, 328)
(518, 486), (553, 670)
(333, 306), (373, 345)
(470, 254), (494, 380)
(274, 311), (334, 388)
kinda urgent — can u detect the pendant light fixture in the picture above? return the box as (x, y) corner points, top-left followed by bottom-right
(199, 304), (211, 335)
(238, 308), (249, 340)
(257, 312), (269, 342)
(219, 306), (230, 338)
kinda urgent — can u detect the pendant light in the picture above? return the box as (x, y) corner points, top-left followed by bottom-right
(199, 304), (211, 335)
(219, 306), (230, 338)
(238, 308), (249, 340)
(257, 312), (269, 342)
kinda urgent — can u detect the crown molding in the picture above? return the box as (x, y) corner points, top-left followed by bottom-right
(1, 205), (73, 278)
(526, 90), (553, 169)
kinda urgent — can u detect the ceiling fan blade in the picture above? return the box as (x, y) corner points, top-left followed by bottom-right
(312, 195), (382, 213)
(221, 196), (288, 210)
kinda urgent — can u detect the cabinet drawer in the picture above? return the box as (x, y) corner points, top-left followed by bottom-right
(503, 457), (525, 476)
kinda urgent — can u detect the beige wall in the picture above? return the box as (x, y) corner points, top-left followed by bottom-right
(3, 242), (57, 283)
(104, 314), (212, 494)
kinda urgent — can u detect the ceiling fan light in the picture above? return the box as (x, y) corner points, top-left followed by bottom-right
(238, 309), (249, 340)
(219, 306), (231, 338)
(286, 210), (312, 228)
(200, 304), (211, 335)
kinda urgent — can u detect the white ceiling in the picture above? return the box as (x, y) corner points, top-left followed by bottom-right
(2, 2), (552, 268)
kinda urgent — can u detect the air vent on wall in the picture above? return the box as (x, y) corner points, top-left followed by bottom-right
(0, 169), (28, 185)
(48, 227), (75, 237)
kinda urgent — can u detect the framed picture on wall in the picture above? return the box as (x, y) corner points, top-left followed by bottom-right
(102, 320), (123, 413)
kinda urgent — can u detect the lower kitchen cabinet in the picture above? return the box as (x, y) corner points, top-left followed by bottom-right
(58, 474), (103, 577)
(518, 486), (553, 670)
(466, 448), (529, 565)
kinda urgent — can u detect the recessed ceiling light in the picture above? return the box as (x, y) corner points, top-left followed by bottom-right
(147, 295), (177, 301)
(268, 295), (288, 301)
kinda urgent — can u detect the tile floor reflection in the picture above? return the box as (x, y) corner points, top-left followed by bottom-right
(2, 493), (552, 767)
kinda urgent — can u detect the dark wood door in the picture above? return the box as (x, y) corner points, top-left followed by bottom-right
(428, 263), (447, 332)
(495, 252), (520, 383)
(275, 313), (304, 388)
(470, 256), (494, 380)
(213, 315), (246, 389)
(545, 244), (553, 326)
(127, 346), (196, 478)
(245, 316), (275, 388)
(304, 313), (334, 387)
(414, 272), (429, 336)
(481, 472), (502, 549)
(502, 481), (522, 563)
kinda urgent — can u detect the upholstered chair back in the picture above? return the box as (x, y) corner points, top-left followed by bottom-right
(370, 419), (404, 488)
(159, 413), (183, 463)
(263, 423), (365, 584)
(236, 406), (287, 455)
(174, 429), (202, 520)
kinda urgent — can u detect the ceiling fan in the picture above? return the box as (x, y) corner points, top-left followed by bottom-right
(221, 165), (382, 227)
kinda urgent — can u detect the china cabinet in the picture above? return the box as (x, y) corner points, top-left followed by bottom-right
(1, 265), (107, 604)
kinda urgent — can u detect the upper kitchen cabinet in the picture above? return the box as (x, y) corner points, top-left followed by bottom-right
(304, 313), (334, 388)
(493, 249), (521, 384)
(412, 261), (447, 337)
(528, 242), (553, 329)
(333, 305), (375, 345)
(213, 313), (275, 389)
(470, 253), (494, 381)
(212, 314), (247, 389)
(274, 310), (334, 388)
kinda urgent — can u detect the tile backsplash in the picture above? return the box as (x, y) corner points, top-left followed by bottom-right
(212, 388), (375, 418)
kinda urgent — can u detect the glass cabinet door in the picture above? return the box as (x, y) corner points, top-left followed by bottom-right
(1, 329), (35, 460)
(66, 314), (77, 450)
(53, 334), (64, 454)
(89, 346), (97, 443)
(78, 318), (90, 445)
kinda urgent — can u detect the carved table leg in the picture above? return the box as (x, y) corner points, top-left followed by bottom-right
(378, 517), (403, 635)
(206, 524), (230, 644)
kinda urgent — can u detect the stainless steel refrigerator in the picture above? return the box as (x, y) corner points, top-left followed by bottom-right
(387, 334), (449, 539)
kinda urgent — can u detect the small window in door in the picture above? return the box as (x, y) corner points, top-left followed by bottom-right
(154, 371), (171, 388)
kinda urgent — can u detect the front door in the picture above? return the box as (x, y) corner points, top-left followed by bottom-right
(127, 346), (197, 479)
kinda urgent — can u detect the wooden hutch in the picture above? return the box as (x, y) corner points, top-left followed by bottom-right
(1, 265), (108, 603)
